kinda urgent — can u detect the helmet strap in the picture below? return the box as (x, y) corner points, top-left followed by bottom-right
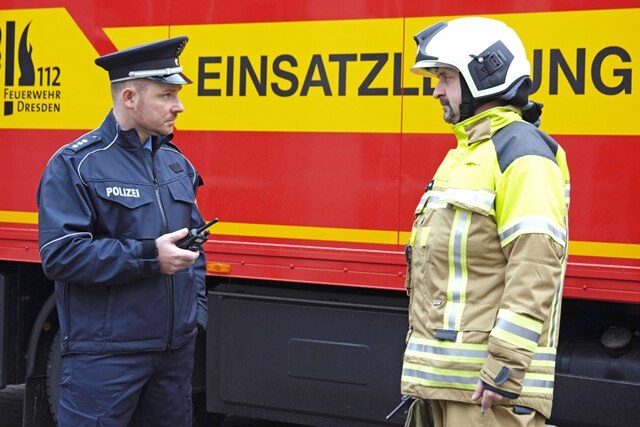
(522, 101), (544, 126)
(459, 77), (478, 122)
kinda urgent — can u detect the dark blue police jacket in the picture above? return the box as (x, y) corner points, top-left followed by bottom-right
(37, 111), (207, 354)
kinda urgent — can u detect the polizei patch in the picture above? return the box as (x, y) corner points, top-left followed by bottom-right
(105, 186), (141, 198)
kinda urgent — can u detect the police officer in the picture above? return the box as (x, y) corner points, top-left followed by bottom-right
(37, 36), (207, 426)
(400, 18), (570, 426)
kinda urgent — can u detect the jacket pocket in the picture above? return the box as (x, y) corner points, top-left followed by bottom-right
(104, 279), (168, 342)
(95, 181), (155, 208)
(460, 303), (499, 333)
(164, 177), (197, 230)
(406, 214), (433, 291)
(167, 177), (196, 204)
(172, 268), (198, 337)
(426, 301), (499, 334)
(94, 181), (155, 237)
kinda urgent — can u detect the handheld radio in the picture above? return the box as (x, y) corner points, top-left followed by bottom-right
(177, 218), (219, 251)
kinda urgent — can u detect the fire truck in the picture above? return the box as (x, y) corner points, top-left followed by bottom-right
(0, 0), (638, 426)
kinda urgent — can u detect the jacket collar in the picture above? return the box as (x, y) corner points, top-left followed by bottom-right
(99, 110), (174, 150)
(452, 106), (522, 146)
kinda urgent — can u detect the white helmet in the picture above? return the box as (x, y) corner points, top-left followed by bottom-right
(411, 17), (531, 103)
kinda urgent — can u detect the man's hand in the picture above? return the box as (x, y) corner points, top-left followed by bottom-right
(156, 228), (200, 274)
(471, 380), (504, 414)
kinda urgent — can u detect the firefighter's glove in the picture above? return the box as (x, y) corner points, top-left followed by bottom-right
(478, 358), (523, 401)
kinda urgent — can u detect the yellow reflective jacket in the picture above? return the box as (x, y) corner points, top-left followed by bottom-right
(401, 106), (570, 418)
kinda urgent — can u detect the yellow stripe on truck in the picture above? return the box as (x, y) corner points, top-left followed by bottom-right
(1, 211), (639, 259)
(213, 221), (399, 245)
(569, 241), (640, 260)
(0, 210), (38, 224)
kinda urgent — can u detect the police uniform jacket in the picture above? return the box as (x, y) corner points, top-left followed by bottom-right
(401, 106), (570, 418)
(37, 111), (207, 355)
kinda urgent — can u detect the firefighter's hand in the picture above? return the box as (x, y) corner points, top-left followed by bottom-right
(156, 228), (199, 274)
(471, 380), (504, 414)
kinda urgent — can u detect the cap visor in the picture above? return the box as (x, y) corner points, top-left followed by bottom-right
(148, 72), (192, 85)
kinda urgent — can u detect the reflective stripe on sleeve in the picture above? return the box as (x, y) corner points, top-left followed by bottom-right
(490, 309), (543, 353)
(498, 215), (567, 247)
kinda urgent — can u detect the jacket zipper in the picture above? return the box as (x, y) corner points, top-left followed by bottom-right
(63, 282), (70, 353)
(143, 143), (175, 350)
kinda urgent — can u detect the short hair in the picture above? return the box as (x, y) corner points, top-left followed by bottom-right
(110, 78), (149, 102)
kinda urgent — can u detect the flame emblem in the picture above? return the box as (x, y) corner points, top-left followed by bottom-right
(18, 22), (34, 85)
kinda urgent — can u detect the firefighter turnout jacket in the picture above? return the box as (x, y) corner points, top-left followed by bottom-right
(401, 106), (570, 418)
(37, 111), (207, 355)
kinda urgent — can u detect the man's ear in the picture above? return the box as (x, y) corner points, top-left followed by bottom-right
(121, 86), (136, 109)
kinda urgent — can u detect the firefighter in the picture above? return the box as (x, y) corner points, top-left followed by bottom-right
(401, 17), (570, 426)
(37, 37), (207, 426)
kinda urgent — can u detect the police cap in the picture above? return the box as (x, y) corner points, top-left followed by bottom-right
(95, 36), (192, 85)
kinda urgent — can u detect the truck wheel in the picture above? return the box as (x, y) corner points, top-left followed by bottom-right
(45, 329), (62, 423)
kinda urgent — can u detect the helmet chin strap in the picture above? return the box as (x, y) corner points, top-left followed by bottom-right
(458, 77), (479, 122)
(458, 76), (543, 126)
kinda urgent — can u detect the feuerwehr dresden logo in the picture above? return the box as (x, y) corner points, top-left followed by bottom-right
(2, 20), (61, 116)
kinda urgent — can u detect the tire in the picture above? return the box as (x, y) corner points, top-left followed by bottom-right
(45, 329), (62, 423)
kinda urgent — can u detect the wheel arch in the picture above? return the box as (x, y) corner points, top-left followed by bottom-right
(25, 292), (58, 379)
(23, 292), (58, 427)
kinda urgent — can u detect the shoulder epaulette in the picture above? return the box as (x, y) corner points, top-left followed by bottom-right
(63, 131), (103, 153)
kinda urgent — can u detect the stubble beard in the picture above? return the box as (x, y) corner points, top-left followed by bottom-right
(441, 99), (457, 124)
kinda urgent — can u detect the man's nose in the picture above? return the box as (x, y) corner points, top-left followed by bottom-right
(432, 81), (445, 99)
